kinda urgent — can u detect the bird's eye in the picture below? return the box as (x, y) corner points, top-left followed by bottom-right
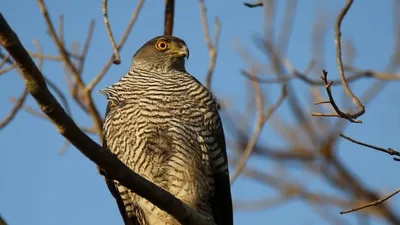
(155, 40), (168, 50)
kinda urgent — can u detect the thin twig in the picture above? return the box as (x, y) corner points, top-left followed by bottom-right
(340, 133), (400, 161)
(0, 88), (28, 130)
(276, 0), (297, 54)
(45, 77), (71, 116)
(340, 188), (400, 214)
(262, 0), (275, 43)
(28, 52), (62, 61)
(164, 0), (175, 36)
(241, 61), (400, 85)
(59, 14), (64, 44)
(230, 81), (287, 184)
(9, 100), (48, 120)
(87, 0), (144, 92)
(0, 64), (16, 75)
(37, 0), (85, 90)
(33, 38), (72, 117)
(102, 0), (121, 64)
(28, 51), (81, 61)
(38, 0), (104, 137)
(0, 53), (10, 68)
(58, 139), (70, 155)
(344, 65), (400, 80)
(244, 1), (263, 8)
(199, 0), (221, 89)
(77, 20), (95, 74)
(334, 0), (365, 119)
(311, 70), (362, 123)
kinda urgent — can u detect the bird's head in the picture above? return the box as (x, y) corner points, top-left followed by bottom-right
(132, 36), (189, 72)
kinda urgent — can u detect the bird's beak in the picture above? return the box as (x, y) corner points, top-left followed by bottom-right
(174, 45), (189, 60)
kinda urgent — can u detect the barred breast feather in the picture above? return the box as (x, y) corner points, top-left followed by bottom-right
(101, 68), (232, 225)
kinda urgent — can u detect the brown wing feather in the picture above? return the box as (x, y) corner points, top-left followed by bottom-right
(211, 115), (234, 225)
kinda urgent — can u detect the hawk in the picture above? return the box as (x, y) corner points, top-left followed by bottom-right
(99, 36), (233, 225)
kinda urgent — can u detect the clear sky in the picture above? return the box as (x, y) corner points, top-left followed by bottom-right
(1, 0), (399, 225)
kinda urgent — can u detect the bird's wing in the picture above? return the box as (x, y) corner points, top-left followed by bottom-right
(102, 101), (140, 225)
(211, 112), (234, 225)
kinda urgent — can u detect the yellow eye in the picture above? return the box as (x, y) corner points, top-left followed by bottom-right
(155, 40), (168, 50)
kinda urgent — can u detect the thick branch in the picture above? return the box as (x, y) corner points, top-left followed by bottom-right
(0, 13), (214, 225)
(164, 0), (175, 36)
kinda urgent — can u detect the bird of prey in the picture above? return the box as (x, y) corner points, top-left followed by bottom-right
(99, 36), (233, 225)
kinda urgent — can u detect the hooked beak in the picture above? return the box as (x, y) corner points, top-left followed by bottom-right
(174, 45), (189, 60)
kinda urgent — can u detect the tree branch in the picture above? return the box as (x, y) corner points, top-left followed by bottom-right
(312, 70), (362, 123)
(0, 88), (28, 130)
(230, 75), (287, 184)
(164, 0), (175, 36)
(0, 13), (214, 225)
(340, 133), (400, 161)
(199, 0), (221, 90)
(340, 187), (400, 214)
(102, 0), (121, 64)
(87, 0), (144, 92)
(244, 1), (263, 8)
(333, 0), (365, 119)
(37, 0), (103, 137)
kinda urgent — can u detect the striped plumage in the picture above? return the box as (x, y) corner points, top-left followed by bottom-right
(100, 36), (233, 225)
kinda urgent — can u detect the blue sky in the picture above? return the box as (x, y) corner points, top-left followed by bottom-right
(1, 0), (399, 224)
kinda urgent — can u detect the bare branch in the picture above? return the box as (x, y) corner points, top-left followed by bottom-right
(102, 0), (121, 64)
(230, 80), (287, 184)
(334, 0), (365, 119)
(77, 20), (95, 74)
(164, 0), (175, 36)
(340, 188), (400, 214)
(199, 0), (221, 89)
(32, 37), (72, 117)
(0, 88), (28, 130)
(340, 133), (400, 161)
(277, 0), (297, 54)
(9, 100), (48, 120)
(37, 0), (85, 90)
(244, 1), (263, 8)
(37, 0), (106, 137)
(0, 64), (16, 75)
(242, 60), (400, 85)
(344, 65), (400, 80)
(59, 14), (64, 44)
(312, 70), (362, 123)
(58, 139), (70, 155)
(87, 0), (144, 92)
(0, 53), (11, 68)
(0, 12), (215, 225)
(45, 77), (72, 116)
